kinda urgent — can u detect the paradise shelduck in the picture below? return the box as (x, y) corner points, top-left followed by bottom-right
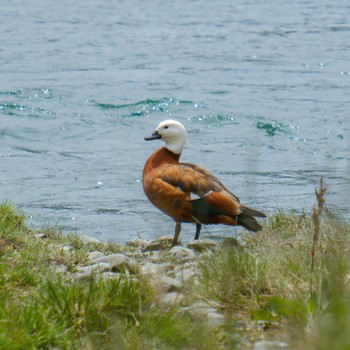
(142, 119), (266, 246)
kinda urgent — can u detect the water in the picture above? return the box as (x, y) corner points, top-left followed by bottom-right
(1, 0), (349, 243)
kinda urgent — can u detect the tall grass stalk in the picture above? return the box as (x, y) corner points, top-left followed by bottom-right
(1, 197), (350, 348)
(310, 177), (327, 302)
(0, 201), (234, 349)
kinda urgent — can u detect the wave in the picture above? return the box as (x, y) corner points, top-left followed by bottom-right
(92, 97), (195, 118)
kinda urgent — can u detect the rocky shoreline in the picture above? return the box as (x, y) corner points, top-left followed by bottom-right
(46, 233), (288, 350)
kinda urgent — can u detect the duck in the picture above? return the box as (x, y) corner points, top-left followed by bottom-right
(142, 119), (266, 246)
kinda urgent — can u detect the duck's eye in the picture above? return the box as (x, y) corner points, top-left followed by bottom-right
(164, 126), (169, 129)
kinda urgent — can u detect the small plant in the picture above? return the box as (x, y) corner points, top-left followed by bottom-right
(310, 177), (327, 300)
(1, 194), (350, 349)
(0, 202), (230, 349)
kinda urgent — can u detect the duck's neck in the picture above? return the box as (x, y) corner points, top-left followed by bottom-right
(163, 147), (181, 162)
(163, 135), (186, 155)
(145, 147), (181, 170)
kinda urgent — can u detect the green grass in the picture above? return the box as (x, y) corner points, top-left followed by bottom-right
(0, 202), (232, 349)
(197, 210), (350, 347)
(1, 197), (350, 349)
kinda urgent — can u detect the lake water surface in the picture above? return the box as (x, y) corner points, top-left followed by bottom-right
(1, 0), (349, 242)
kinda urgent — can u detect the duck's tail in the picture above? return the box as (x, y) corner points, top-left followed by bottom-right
(237, 206), (266, 232)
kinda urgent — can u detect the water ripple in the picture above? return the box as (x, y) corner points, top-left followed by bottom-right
(92, 97), (195, 118)
(0, 102), (55, 118)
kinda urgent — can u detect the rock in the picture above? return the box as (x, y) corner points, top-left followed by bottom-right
(140, 262), (173, 276)
(88, 251), (106, 262)
(77, 262), (111, 274)
(54, 244), (71, 252)
(159, 292), (185, 304)
(190, 301), (218, 315)
(91, 253), (139, 273)
(206, 311), (226, 327)
(142, 235), (177, 251)
(174, 268), (196, 285)
(74, 262), (111, 281)
(80, 235), (102, 244)
(55, 264), (67, 273)
(125, 251), (147, 260)
(187, 239), (217, 252)
(254, 340), (288, 350)
(160, 275), (183, 292)
(92, 253), (127, 266)
(34, 233), (47, 239)
(100, 272), (122, 281)
(169, 246), (196, 263)
(219, 237), (241, 249)
(143, 250), (161, 262)
(74, 272), (95, 281)
(187, 301), (225, 326)
(127, 238), (147, 250)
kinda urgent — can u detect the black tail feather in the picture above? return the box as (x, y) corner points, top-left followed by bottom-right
(237, 214), (262, 232)
(236, 206), (266, 232)
(242, 206), (266, 218)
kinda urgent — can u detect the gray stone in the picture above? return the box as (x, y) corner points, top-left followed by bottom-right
(144, 250), (161, 262)
(92, 253), (127, 266)
(174, 268), (196, 284)
(88, 251), (106, 262)
(142, 235), (177, 251)
(219, 237), (241, 249)
(77, 262), (111, 274)
(127, 238), (147, 249)
(55, 244), (71, 252)
(206, 312), (226, 327)
(34, 233), (47, 239)
(190, 301), (218, 316)
(140, 262), (171, 276)
(80, 235), (102, 244)
(183, 301), (226, 327)
(254, 340), (288, 350)
(159, 292), (185, 304)
(100, 272), (122, 281)
(187, 239), (217, 252)
(74, 272), (94, 281)
(160, 275), (183, 292)
(91, 253), (139, 273)
(55, 264), (67, 273)
(169, 246), (196, 263)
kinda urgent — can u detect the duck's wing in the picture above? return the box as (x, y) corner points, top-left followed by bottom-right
(160, 163), (242, 218)
(181, 162), (241, 202)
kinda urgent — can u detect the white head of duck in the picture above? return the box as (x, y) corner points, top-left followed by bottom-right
(144, 119), (187, 155)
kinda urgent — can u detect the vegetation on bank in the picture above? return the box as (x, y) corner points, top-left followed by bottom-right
(1, 181), (350, 349)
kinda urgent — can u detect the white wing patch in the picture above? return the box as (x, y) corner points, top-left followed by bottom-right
(190, 190), (213, 201)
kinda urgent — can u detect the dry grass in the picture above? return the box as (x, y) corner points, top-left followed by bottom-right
(196, 179), (350, 347)
(1, 183), (350, 349)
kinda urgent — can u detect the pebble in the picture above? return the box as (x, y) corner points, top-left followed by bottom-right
(187, 239), (217, 252)
(100, 272), (121, 281)
(52, 234), (287, 348)
(159, 275), (183, 292)
(34, 233), (47, 239)
(88, 251), (106, 261)
(206, 311), (226, 327)
(174, 268), (196, 285)
(142, 236), (175, 252)
(80, 235), (103, 244)
(169, 246), (196, 263)
(254, 340), (288, 350)
(159, 291), (185, 304)
(140, 262), (172, 276)
(76, 262), (111, 274)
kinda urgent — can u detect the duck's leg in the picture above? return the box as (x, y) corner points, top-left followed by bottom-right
(194, 223), (202, 240)
(172, 222), (182, 246)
